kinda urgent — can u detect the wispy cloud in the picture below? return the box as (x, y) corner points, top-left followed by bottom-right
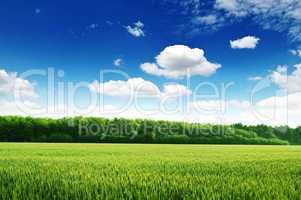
(168, 0), (301, 44)
(106, 20), (113, 26)
(193, 14), (218, 25)
(87, 23), (99, 30)
(125, 21), (145, 37)
(290, 49), (301, 57)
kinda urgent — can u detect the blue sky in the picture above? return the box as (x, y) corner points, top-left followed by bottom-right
(1, 0), (301, 126)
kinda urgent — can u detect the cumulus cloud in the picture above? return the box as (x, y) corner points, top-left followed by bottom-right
(230, 36), (260, 49)
(0, 69), (38, 98)
(162, 83), (192, 97)
(89, 77), (192, 98)
(191, 99), (251, 111)
(89, 78), (160, 97)
(140, 45), (221, 79)
(113, 58), (123, 67)
(270, 64), (301, 94)
(125, 21), (145, 37)
(251, 92), (301, 127)
(0, 100), (42, 116)
(187, 92), (301, 127)
(1, 91), (300, 127)
(0, 70), (300, 127)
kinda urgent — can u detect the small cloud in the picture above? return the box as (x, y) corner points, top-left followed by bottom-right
(87, 23), (99, 30)
(134, 21), (144, 28)
(113, 58), (123, 67)
(35, 8), (41, 14)
(125, 21), (145, 37)
(290, 49), (301, 57)
(230, 36), (260, 49)
(106, 20), (113, 26)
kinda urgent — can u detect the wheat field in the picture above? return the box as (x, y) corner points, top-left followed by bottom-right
(0, 143), (300, 199)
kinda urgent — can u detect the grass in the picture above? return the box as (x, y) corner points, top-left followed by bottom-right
(0, 143), (301, 199)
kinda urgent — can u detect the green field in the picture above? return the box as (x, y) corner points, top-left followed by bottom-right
(0, 143), (301, 199)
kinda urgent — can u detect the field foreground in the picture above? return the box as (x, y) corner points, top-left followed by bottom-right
(0, 143), (301, 200)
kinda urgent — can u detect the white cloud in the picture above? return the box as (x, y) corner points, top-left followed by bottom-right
(252, 92), (301, 127)
(270, 64), (301, 94)
(193, 15), (218, 25)
(215, 0), (301, 42)
(190, 100), (226, 113)
(173, 0), (301, 43)
(113, 58), (123, 67)
(191, 14), (226, 31)
(215, 0), (296, 18)
(140, 45), (221, 79)
(0, 99), (44, 116)
(1, 91), (300, 127)
(290, 49), (301, 57)
(0, 69), (38, 98)
(248, 76), (263, 81)
(162, 84), (192, 96)
(89, 77), (192, 98)
(230, 36), (260, 49)
(125, 21), (145, 37)
(189, 99), (250, 114)
(215, 0), (245, 16)
(89, 78), (160, 97)
(1, 81), (301, 127)
(187, 93), (301, 127)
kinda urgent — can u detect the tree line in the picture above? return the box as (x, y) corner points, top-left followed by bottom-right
(0, 116), (300, 145)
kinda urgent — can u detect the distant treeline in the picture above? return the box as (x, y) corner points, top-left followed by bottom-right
(0, 116), (300, 145)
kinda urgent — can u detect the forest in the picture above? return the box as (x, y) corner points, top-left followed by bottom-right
(0, 116), (300, 145)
